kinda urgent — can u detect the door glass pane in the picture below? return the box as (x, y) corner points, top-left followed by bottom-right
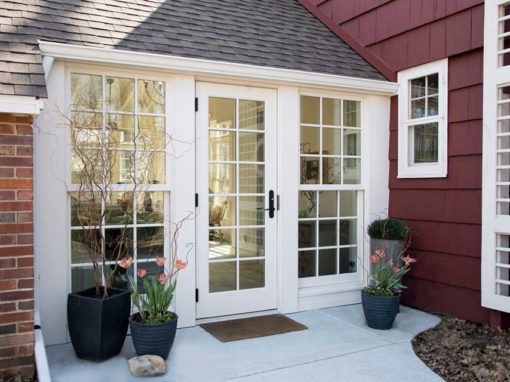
(339, 219), (357, 245)
(239, 196), (264, 225)
(210, 262), (236, 292)
(299, 191), (317, 218)
(299, 251), (316, 278)
(239, 228), (264, 258)
(322, 128), (341, 155)
(239, 164), (264, 193)
(239, 100), (264, 130)
(319, 191), (337, 217)
(209, 131), (235, 161)
(340, 247), (357, 274)
(137, 227), (164, 259)
(240, 260), (265, 289)
(209, 229), (236, 260)
(209, 196), (235, 227)
(71, 230), (101, 264)
(301, 96), (320, 124)
(209, 164), (235, 193)
(319, 220), (337, 246)
(71, 266), (96, 293)
(319, 249), (337, 276)
(209, 98), (235, 129)
(299, 221), (316, 248)
(301, 126), (319, 154)
(239, 132), (264, 162)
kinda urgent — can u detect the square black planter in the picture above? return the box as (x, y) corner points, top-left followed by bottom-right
(67, 287), (131, 361)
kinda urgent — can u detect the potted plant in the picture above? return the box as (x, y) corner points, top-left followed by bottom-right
(362, 250), (416, 329)
(368, 218), (410, 267)
(126, 218), (191, 360)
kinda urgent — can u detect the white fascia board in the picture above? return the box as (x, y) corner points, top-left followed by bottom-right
(38, 40), (398, 95)
(0, 94), (45, 115)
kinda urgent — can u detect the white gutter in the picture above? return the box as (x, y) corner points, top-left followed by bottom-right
(38, 40), (398, 95)
(0, 95), (44, 115)
(34, 311), (52, 382)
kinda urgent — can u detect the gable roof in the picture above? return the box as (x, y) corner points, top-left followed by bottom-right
(0, 0), (387, 99)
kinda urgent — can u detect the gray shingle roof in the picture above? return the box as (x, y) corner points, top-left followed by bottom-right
(0, 0), (386, 98)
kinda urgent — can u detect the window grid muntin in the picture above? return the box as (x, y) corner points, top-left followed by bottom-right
(69, 72), (169, 292)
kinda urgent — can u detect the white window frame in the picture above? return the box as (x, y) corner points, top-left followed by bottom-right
(397, 59), (448, 178)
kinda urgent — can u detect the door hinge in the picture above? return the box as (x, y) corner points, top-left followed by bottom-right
(277, 194), (280, 211)
(195, 193), (199, 208)
(195, 288), (199, 302)
(195, 97), (198, 112)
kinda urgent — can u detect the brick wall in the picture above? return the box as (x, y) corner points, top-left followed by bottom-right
(0, 113), (34, 379)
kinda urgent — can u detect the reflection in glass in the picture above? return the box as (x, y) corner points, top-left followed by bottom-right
(105, 191), (133, 224)
(301, 157), (319, 184)
(411, 98), (426, 119)
(239, 228), (264, 257)
(107, 114), (135, 149)
(71, 112), (102, 147)
(104, 228), (133, 261)
(239, 132), (264, 162)
(137, 151), (165, 184)
(239, 100), (264, 130)
(71, 73), (102, 110)
(340, 191), (357, 217)
(301, 126), (320, 154)
(322, 128), (341, 155)
(71, 149), (102, 185)
(427, 74), (438, 94)
(136, 262), (163, 292)
(239, 196), (264, 225)
(70, 192), (100, 227)
(240, 260), (265, 289)
(110, 263), (132, 290)
(71, 230), (101, 264)
(410, 77), (426, 98)
(209, 97), (235, 129)
(319, 249), (337, 276)
(209, 196), (235, 227)
(209, 130), (235, 161)
(137, 227), (164, 259)
(322, 98), (341, 126)
(136, 192), (164, 224)
(209, 163), (235, 193)
(319, 220), (337, 246)
(239, 164), (264, 194)
(299, 221), (316, 248)
(72, 266), (96, 293)
(300, 96), (320, 124)
(343, 158), (361, 184)
(138, 80), (165, 114)
(105, 76), (134, 112)
(339, 219), (357, 245)
(343, 129), (361, 156)
(209, 229), (236, 260)
(210, 261), (236, 292)
(323, 157), (341, 184)
(411, 123), (438, 164)
(427, 96), (439, 116)
(319, 191), (337, 217)
(299, 251), (316, 278)
(343, 100), (360, 127)
(112, 150), (134, 184)
(299, 191), (317, 218)
(138, 116), (165, 149)
(340, 247), (357, 274)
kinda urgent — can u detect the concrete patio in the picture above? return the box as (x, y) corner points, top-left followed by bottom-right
(46, 304), (443, 382)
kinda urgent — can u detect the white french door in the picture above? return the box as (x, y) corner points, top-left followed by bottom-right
(196, 83), (278, 318)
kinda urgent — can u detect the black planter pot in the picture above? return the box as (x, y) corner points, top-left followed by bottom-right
(67, 287), (131, 361)
(129, 313), (178, 360)
(361, 290), (400, 330)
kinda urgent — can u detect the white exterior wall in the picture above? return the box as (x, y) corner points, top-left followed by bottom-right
(35, 56), (394, 345)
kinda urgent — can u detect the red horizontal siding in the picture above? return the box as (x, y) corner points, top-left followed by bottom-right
(311, 0), (509, 326)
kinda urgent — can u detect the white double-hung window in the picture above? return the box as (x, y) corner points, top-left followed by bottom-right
(398, 59), (448, 178)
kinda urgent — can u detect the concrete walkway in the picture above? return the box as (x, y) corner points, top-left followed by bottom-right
(46, 305), (443, 382)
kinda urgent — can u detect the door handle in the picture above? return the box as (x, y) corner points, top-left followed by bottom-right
(255, 190), (275, 218)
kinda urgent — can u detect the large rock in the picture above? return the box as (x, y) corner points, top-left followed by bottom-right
(128, 355), (166, 377)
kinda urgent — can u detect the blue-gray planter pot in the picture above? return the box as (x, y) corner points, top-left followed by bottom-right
(361, 290), (400, 330)
(129, 313), (178, 360)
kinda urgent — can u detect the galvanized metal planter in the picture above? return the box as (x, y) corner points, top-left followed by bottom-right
(361, 290), (400, 330)
(129, 313), (178, 360)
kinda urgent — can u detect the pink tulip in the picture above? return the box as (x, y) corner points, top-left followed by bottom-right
(401, 255), (417, 266)
(392, 266), (400, 273)
(174, 259), (187, 270)
(155, 256), (166, 267)
(157, 273), (169, 284)
(118, 257), (133, 269)
(137, 268), (147, 278)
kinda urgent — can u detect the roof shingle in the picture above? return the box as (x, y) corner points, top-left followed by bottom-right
(0, 0), (387, 98)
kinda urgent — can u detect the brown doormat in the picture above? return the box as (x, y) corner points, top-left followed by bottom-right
(200, 314), (308, 342)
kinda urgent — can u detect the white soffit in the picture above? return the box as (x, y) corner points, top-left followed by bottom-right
(0, 95), (45, 115)
(38, 41), (398, 95)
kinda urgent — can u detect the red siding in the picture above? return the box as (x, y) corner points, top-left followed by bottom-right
(312, 0), (508, 325)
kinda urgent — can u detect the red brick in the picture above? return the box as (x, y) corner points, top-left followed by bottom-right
(0, 136), (32, 146)
(0, 235), (16, 246)
(0, 280), (16, 291)
(0, 347), (16, 358)
(0, 246), (33, 258)
(0, 168), (14, 178)
(0, 125), (15, 134)
(16, 235), (32, 245)
(0, 179), (32, 190)
(16, 212), (32, 223)
(0, 224), (31, 235)
(0, 115), (32, 124)
(0, 259), (15, 269)
(15, 191), (32, 201)
(0, 313), (33, 327)
(16, 257), (33, 268)
(0, 202), (32, 212)
(0, 146), (15, 156)
(0, 291), (33, 302)
(15, 125), (32, 136)
(0, 214), (15, 224)
(0, 303), (15, 313)
(0, 333), (32, 346)
(16, 344), (33, 354)
(15, 146), (32, 157)
(17, 279), (33, 289)
(17, 300), (33, 311)
(0, 192), (14, 201)
(0, 268), (33, 280)
(15, 168), (32, 178)
(0, 355), (33, 369)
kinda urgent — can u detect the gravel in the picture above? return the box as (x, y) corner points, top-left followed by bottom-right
(412, 316), (510, 382)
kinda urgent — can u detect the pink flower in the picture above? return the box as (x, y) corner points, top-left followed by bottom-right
(392, 266), (400, 273)
(387, 259), (394, 267)
(174, 259), (187, 270)
(137, 268), (147, 278)
(370, 255), (379, 264)
(375, 249), (386, 258)
(155, 256), (166, 267)
(401, 255), (417, 266)
(157, 273), (169, 284)
(118, 257), (133, 269)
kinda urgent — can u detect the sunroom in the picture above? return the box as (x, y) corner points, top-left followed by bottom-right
(33, 0), (397, 346)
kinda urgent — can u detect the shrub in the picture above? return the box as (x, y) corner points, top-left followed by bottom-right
(368, 218), (409, 240)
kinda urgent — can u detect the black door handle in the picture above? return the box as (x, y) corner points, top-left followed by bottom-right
(255, 190), (275, 218)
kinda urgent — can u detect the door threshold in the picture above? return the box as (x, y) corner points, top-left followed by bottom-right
(196, 309), (279, 325)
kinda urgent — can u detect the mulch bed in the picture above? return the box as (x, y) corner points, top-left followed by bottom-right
(412, 316), (510, 382)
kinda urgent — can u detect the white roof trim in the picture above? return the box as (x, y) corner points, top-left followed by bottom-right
(38, 40), (398, 95)
(0, 94), (44, 115)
